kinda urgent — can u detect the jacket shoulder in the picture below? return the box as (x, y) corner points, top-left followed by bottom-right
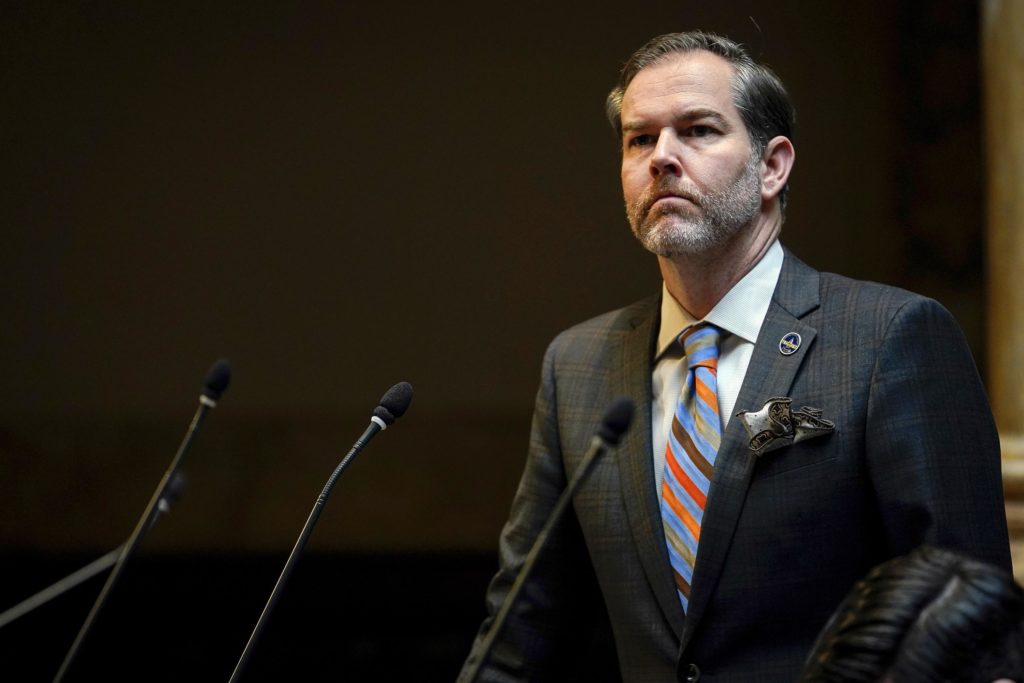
(815, 270), (960, 336)
(783, 248), (934, 318)
(779, 247), (968, 348)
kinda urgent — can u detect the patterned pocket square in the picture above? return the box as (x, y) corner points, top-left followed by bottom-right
(735, 397), (835, 454)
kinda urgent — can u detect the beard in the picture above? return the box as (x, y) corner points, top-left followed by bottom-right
(625, 152), (763, 258)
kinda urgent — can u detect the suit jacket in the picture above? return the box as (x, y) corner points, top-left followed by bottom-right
(460, 249), (1010, 683)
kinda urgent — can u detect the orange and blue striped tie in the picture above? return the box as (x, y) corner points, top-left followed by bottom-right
(661, 323), (721, 613)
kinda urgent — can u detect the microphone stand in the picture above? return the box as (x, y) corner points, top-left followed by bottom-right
(460, 397), (634, 683)
(227, 416), (388, 682)
(0, 550), (119, 631)
(53, 359), (229, 683)
(227, 381), (411, 682)
(0, 474), (185, 630)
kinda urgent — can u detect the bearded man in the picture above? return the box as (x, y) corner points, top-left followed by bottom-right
(459, 31), (1010, 683)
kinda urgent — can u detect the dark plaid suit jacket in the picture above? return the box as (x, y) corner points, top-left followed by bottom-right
(460, 248), (1011, 683)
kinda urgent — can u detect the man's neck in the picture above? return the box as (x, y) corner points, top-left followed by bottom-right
(658, 214), (782, 319)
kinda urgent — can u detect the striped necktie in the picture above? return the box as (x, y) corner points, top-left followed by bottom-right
(661, 323), (721, 613)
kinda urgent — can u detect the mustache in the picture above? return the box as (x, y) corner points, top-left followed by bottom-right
(638, 179), (702, 214)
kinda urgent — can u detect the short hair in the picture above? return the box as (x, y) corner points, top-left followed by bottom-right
(605, 30), (795, 208)
(799, 546), (1024, 683)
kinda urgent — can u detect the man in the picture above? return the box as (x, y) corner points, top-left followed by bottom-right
(460, 31), (1010, 682)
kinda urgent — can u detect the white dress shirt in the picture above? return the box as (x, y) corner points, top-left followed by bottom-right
(651, 240), (784, 493)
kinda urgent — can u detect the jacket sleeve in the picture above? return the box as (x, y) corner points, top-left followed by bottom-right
(865, 296), (1011, 571)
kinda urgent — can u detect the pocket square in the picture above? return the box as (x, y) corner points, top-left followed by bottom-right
(735, 397), (835, 454)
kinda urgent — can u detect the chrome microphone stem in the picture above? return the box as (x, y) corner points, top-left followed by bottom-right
(0, 549), (119, 631)
(53, 399), (214, 683)
(227, 419), (383, 683)
(461, 433), (610, 683)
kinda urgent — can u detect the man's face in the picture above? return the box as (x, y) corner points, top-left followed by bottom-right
(619, 50), (764, 258)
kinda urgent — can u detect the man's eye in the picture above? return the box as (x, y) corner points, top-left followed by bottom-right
(626, 134), (654, 148)
(686, 125), (714, 138)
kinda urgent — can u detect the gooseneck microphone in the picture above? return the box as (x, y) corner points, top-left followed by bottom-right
(227, 381), (414, 683)
(53, 359), (231, 683)
(460, 397), (635, 683)
(0, 472), (187, 631)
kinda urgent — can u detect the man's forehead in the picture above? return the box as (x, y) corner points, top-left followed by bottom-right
(621, 50), (736, 114)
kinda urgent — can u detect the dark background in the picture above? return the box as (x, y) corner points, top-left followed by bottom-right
(0, 1), (987, 680)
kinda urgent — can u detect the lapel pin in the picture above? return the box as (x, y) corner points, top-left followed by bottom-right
(779, 332), (802, 355)
(735, 397), (835, 455)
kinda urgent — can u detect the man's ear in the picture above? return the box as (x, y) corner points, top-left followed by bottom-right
(760, 135), (795, 202)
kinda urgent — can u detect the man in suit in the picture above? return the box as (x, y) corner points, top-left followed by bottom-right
(459, 31), (1011, 682)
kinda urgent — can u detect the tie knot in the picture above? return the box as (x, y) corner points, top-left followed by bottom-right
(679, 323), (721, 370)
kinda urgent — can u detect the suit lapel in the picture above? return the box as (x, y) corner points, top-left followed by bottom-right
(612, 295), (690, 638)
(680, 250), (822, 649)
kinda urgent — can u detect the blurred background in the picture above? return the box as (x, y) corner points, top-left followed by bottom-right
(0, 1), (996, 680)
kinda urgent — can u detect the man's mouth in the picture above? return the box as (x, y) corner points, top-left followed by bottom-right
(649, 191), (697, 211)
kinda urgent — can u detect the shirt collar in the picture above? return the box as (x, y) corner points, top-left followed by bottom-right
(656, 239), (784, 358)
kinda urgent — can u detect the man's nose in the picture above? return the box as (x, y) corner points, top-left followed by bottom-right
(650, 128), (683, 178)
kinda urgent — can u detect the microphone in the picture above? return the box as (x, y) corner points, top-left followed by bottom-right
(227, 381), (414, 683)
(53, 359), (231, 683)
(0, 472), (187, 631)
(459, 397), (635, 683)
